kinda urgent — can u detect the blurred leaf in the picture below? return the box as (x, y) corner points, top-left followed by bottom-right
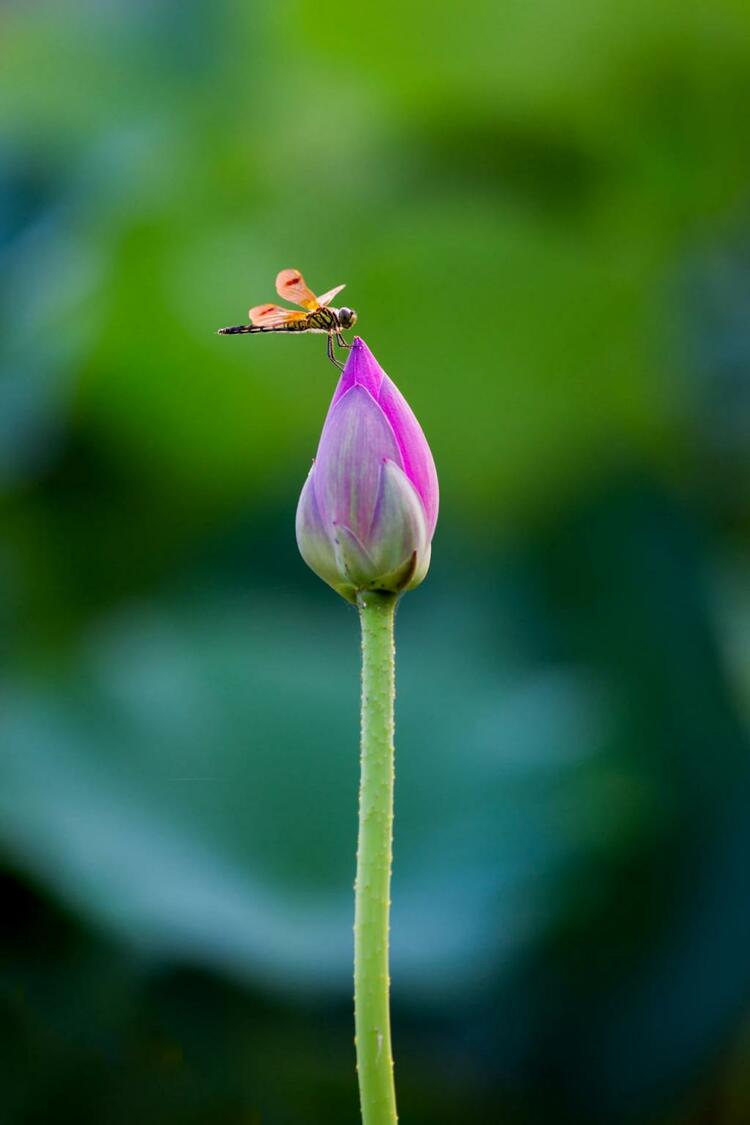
(0, 583), (616, 995)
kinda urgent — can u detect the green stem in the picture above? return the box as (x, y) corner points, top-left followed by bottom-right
(355, 590), (399, 1125)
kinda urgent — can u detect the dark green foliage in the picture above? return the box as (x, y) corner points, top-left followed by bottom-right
(2, 1), (750, 1121)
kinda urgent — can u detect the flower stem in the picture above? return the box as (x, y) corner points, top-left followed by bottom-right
(355, 590), (399, 1125)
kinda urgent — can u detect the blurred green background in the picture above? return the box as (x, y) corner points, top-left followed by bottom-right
(2, 1), (750, 1122)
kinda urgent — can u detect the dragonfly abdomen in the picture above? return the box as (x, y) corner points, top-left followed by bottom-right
(218, 323), (305, 335)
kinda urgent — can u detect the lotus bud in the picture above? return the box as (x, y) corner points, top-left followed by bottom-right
(296, 338), (438, 603)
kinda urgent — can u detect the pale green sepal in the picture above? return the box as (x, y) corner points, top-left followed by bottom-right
(371, 549), (419, 593)
(367, 460), (429, 578)
(332, 524), (377, 588)
(404, 540), (431, 591)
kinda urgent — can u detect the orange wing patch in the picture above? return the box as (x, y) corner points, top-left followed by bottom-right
(249, 303), (307, 327)
(276, 268), (319, 310)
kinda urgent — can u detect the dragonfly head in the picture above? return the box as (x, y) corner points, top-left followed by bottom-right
(338, 307), (357, 330)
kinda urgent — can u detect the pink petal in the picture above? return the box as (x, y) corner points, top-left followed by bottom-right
(313, 384), (401, 543)
(378, 374), (439, 537)
(329, 336), (383, 410)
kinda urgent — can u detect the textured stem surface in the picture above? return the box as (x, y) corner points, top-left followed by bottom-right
(355, 590), (398, 1125)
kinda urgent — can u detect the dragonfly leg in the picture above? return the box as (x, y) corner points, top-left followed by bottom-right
(335, 332), (352, 349)
(327, 333), (344, 370)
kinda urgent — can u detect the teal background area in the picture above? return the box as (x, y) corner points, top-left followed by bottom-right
(2, 2), (750, 1122)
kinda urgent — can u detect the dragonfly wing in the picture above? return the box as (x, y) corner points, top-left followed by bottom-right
(316, 283), (346, 307)
(249, 303), (307, 327)
(276, 268), (319, 310)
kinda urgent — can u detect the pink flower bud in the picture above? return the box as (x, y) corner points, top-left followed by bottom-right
(296, 338), (439, 602)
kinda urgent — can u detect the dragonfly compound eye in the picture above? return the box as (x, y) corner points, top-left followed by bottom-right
(339, 307), (357, 329)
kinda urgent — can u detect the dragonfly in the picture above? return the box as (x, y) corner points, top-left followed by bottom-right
(218, 268), (357, 369)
